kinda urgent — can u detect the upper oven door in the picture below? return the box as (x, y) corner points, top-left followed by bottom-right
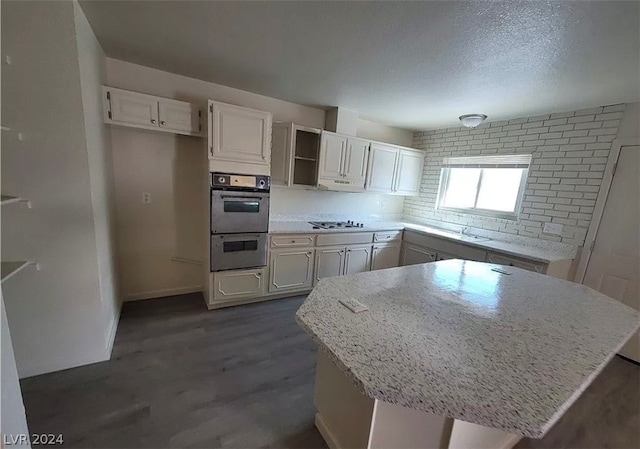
(211, 190), (270, 234)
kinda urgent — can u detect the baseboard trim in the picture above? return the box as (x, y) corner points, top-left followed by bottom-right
(106, 300), (123, 357)
(124, 285), (203, 302)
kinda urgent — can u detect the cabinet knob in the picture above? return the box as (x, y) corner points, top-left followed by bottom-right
(256, 272), (261, 276)
(307, 252), (312, 256)
(160, 120), (166, 125)
(291, 240), (296, 243)
(151, 119), (156, 124)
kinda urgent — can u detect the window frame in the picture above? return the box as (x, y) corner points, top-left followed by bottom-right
(435, 154), (532, 221)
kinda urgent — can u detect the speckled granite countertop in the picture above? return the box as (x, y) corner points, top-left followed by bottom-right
(269, 220), (575, 263)
(296, 260), (640, 438)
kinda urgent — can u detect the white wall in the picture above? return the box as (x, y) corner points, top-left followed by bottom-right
(74, 1), (121, 352)
(405, 105), (627, 246)
(1, 294), (30, 447)
(357, 118), (413, 147)
(617, 102), (639, 139)
(1, 0), (116, 377)
(105, 59), (411, 300)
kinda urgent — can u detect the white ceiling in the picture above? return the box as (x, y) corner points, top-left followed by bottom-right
(79, 0), (640, 130)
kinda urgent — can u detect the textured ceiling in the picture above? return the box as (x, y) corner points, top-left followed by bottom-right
(79, 0), (640, 130)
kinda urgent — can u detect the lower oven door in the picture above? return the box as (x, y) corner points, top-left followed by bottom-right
(211, 190), (270, 234)
(210, 233), (268, 272)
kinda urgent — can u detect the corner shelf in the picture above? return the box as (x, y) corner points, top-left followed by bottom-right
(1, 261), (38, 284)
(1, 195), (31, 208)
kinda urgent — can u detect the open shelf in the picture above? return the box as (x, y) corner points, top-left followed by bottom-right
(1, 195), (20, 206)
(1, 261), (32, 284)
(1, 195), (31, 208)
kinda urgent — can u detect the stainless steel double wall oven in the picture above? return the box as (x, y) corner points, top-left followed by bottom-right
(210, 173), (270, 272)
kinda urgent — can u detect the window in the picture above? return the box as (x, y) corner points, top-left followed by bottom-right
(436, 154), (531, 220)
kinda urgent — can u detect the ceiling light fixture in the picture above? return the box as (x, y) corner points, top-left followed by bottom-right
(459, 114), (488, 128)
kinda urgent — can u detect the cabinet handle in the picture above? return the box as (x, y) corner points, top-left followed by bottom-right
(151, 119), (156, 124)
(160, 120), (166, 125)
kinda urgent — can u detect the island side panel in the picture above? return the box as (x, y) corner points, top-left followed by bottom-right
(448, 420), (521, 449)
(314, 351), (375, 449)
(368, 400), (453, 449)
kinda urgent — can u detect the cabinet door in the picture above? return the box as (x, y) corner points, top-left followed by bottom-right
(209, 101), (272, 164)
(486, 252), (546, 273)
(271, 122), (293, 185)
(401, 243), (437, 266)
(314, 246), (345, 285)
(212, 268), (265, 302)
(343, 137), (370, 184)
(269, 249), (314, 293)
(394, 149), (424, 196)
(371, 244), (401, 270)
(344, 245), (372, 275)
(318, 132), (347, 180)
(366, 144), (399, 193)
(108, 89), (158, 127)
(158, 99), (202, 135)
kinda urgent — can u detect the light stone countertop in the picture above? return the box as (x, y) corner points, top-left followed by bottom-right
(296, 260), (640, 438)
(268, 220), (575, 263)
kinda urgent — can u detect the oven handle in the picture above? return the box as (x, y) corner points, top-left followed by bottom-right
(220, 195), (263, 201)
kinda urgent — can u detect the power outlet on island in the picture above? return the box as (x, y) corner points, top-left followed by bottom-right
(543, 222), (563, 236)
(142, 192), (151, 204)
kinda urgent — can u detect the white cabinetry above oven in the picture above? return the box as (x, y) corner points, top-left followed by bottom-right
(102, 86), (203, 137)
(208, 101), (272, 176)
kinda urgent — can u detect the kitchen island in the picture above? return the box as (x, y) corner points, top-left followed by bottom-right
(296, 260), (640, 449)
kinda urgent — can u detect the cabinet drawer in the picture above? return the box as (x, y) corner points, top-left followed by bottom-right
(486, 252), (547, 273)
(211, 268), (265, 302)
(403, 230), (486, 261)
(271, 234), (315, 248)
(316, 232), (374, 247)
(373, 230), (402, 243)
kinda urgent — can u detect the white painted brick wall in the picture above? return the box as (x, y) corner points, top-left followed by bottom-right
(404, 104), (624, 246)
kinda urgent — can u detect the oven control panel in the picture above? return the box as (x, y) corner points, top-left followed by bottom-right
(211, 173), (270, 191)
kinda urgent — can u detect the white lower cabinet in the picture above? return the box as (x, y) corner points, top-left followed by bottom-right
(371, 243), (401, 270)
(314, 247), (346, 285)
(269, 249), (314, 293)
(486, 252), (546, 273)
(401, 243), (437, 266)
(344, 245), (372, 275)
(211, 268), (265, 303)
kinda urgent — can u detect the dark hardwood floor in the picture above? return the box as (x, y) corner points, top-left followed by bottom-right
(20, 294), (639, 449)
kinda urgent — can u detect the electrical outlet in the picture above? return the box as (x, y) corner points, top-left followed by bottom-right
(543, 222), (563, 235)
(142, 192), (151, 204)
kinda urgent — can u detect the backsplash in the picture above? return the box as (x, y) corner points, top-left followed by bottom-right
(270, 185), (405, 220)
(404, 104), (626, 247)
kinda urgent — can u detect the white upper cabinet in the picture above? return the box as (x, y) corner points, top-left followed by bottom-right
(394, 149), (424, 196)
(343, 137), (370, 184)
(317, 131), (369, 192)
(158, 98), (202, 134)
(208, 100), (272, 175)
(103, 86), (203, 136)
(107, 88), (158, 127)
(366, 143), (399, 193)
(365, 144), (423, 196)
(318, 132), (347, 180)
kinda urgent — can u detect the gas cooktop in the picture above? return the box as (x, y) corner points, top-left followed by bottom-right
(309, 220), (364, 229)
